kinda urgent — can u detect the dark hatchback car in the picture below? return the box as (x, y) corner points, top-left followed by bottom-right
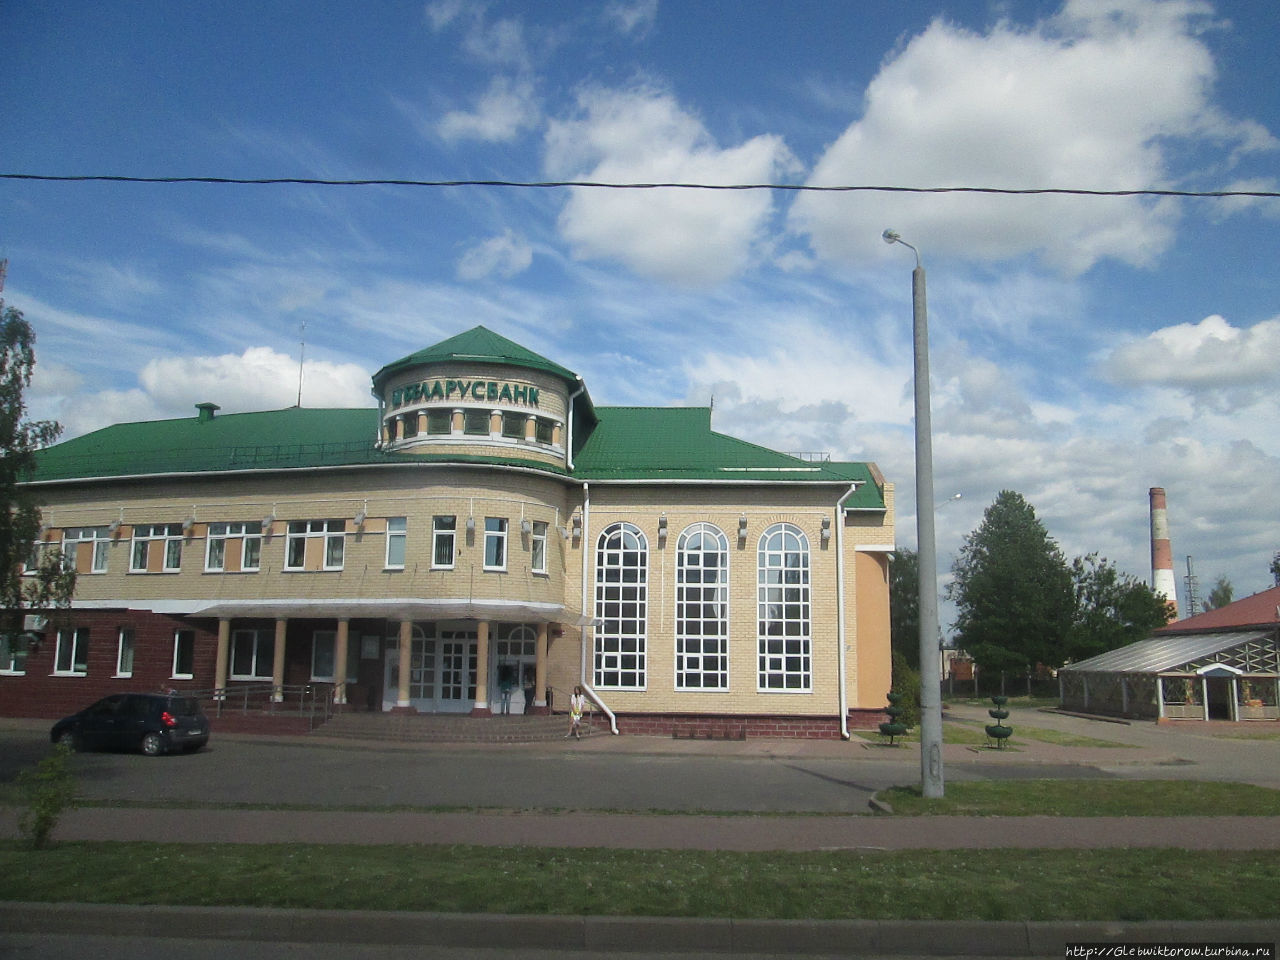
(51, 693), (210, 756)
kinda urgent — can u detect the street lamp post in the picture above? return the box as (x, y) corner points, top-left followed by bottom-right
(882, 229), (945, 799)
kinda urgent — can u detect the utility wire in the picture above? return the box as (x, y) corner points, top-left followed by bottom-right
(2, 172), (1278, 198)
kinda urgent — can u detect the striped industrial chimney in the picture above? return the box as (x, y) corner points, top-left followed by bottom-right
(1149, 487), (1179, 620)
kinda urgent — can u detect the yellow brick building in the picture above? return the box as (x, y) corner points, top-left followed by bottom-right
(10, 327), (894, 737)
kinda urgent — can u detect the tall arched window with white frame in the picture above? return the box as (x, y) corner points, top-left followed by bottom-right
(594, 522), (648, 689)
(676, 522), (729, 690)
(757, 523), (811, 691)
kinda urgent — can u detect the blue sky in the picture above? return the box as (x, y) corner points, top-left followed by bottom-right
(4, 0), (1279, 621)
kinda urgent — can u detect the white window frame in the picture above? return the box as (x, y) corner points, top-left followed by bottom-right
(230, 628), (273, 680)
(385, 517), (407, 570)
(54, 627), (89, 676)
(115, 627), (135, 678)
(483, 517), (508, 571)
(284, 520), (346, 571)
(530, 520), (549, 575)
(432, 516), (456, 569)
(1, 634), (29, 675)
(757, 523), (812, 692)
(594, 521), (648, 690)
(675, 523), (730, 691)
(205, 521), (263, 572)
(130, 523), (183, 573)
(172, 629), (196, 679)
(62, 526), (111, 574)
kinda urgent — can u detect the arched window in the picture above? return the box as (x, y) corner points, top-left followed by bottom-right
(676, 523), (729, 690)
(757, 523), (811, 691)
(594, 522), (647, 689)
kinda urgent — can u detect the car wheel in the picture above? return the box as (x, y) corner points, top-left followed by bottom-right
(57, 729), (80, 752)
(140, 732), (166, 756)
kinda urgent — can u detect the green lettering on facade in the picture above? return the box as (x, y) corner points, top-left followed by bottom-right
(391, 377), (542, 409)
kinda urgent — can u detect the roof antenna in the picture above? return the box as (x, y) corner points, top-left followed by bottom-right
(295, 320), (306, 408)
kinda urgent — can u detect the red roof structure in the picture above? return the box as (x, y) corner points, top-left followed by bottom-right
(1157, 585), (1280, 635)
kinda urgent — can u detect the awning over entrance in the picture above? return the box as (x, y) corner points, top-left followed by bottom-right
(185, 598), (589, 625)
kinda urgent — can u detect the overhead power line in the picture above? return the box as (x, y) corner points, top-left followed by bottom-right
(2, 172), (1278, 198)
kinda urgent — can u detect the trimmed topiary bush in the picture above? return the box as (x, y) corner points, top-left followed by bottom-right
(985, 695), (1013, 749)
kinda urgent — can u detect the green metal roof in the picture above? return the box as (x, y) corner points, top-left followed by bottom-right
(572, 406), (885, 506)
(373, 325), (580, 389)
(28, 403), (884, 511)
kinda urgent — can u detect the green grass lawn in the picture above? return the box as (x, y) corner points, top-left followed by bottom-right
(1, 841), (1277, 922)
(874, 779), (1280, 817)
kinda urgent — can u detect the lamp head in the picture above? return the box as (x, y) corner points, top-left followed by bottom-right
(882, 229), (901, 245)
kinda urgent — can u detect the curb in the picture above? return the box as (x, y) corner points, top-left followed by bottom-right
(3, 903), (1277, 955)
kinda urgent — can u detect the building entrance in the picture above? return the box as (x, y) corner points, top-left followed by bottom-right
(383, 624), (478, 713)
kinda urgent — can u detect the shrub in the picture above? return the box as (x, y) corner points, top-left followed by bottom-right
(16, 743), (79, 849)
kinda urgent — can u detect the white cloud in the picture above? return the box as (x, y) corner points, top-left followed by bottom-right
(604, 0), (659, 37)
(789, 0), (1274, 274)
(438, 76), (539, 143)
(137, 347), (373, 416)
(545, 85), (798, 286)
(1102, 314), (1280, 412)
(457, 230), (534, 280)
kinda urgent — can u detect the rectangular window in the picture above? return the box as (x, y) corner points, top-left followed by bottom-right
(484, 517), (507, 570)
(310, 631), (358, 682)
(501, 412), (525, 439)
(116, 628), (135, 677)
(426, 409), (451, 435)
(285, 520), (346, 571)
(205, 521), (262, 572)
(172, 629), (195, 679)
(54, 627), (89, 675)
(463, 409), (490, 435)
(130, 524), (183, 573)
(230, 629), (273, 679)
(535, 418), (555, 444)
(62, 526), (111, 574)
(1, 634), (29, 674)
(531, 521), (548, 574)
(402, 413), (419, 438)
(432, 516), (456, 568)
(386, 517), (407, 569)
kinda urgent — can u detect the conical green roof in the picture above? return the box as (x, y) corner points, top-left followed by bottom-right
(373, 325), (579, 389)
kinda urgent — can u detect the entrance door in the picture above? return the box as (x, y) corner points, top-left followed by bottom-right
(493, 625), (538, 714)
(438, 628), (478, 713)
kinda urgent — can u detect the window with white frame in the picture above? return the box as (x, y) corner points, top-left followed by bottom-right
(1, 634), (29, 674)
(230, 629), (273, 679)
(115, 628), (135, 677)
(172, 629), (196, 679)
(130, 523), (183, 573)
(757, 523), (811, 691)
(530, 520), (549, 574)
(62, 526), (111, 574)
(54, 627), (89, 675)
(501, 412), (525, 439)
(594, 522), (648, 689)
(205, 521), (263, 572)
(284, 520), (345, 571)
(432, 516), (456, 568)
(385, 517), (407, 569)
(484, 517), (507, 570)
(676, 523), (730, 690)
(463, 409), (490, 435)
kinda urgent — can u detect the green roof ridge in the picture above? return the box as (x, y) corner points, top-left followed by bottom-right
(373, 325), (579, 387)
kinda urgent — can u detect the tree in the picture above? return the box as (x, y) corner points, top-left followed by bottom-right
(1202, 577), (1233, 612)
(947, 490), (1073, 677)
(1, 304), (73, 647)
(888, 547), (920, 668)
(1271, 552), (1280, 588)
(1065, 554), (1171, 663)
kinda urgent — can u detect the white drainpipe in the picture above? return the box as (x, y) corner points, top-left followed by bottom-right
(834, 483), (859, 740)
(565, 376), (586, 471)
(576, 481), (617, 734)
